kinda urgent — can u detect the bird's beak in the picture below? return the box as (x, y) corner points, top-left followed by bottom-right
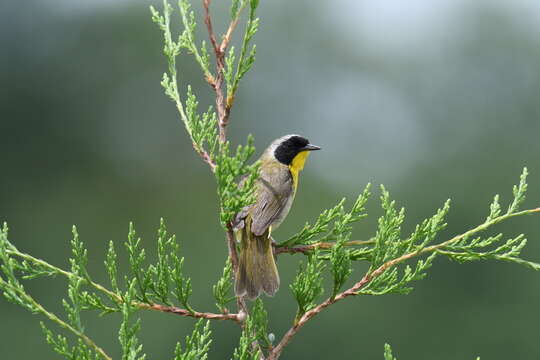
(302, 144), (321, 151)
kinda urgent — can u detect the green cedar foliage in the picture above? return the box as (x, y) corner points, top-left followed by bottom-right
(290, 250), (325, 322)
(384, 344), (397, 360)
(1, 1), (540, 359)
(212, 258), (234, 313)
(1, 165), (539, 360)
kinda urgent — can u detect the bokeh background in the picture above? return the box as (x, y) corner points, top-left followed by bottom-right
(2, 0), (540, 358)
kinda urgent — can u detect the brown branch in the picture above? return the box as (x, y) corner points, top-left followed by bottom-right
(219, 6), (247, 125)
(202, 0), (228, 143)
(202, 0), (248, 328)
(195, 146), (216, 172)
(8, 247), (237, 325)
(201, 0), (249, 326)
(142, 303), (240, 322)
(275, 239), (375, 255)
(202, 0), (251, 143)
(220, 6), (245, 53)
(202, 0), (220, 56)
(267, 207), (540, 359)
(217, 0), (250, 126)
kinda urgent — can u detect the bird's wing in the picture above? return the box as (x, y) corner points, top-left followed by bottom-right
(232, 205), (249, 231)
(250, 167), (293, 236)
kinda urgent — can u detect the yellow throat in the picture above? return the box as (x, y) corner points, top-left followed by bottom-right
(289, 151), (310, 191)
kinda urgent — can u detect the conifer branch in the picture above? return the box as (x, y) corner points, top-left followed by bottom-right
(275, 239), (375, 255)
(227, 0), (258, 111)
(198, 0), (260, 324)
(2, 2), (539, 360)
(202, 0), (228, 142)
(6, 245), (120, 302)
(220, 0), (249, 53)
(142, 303), (240, 322)
(268, 204), (540, 359)
(152, 1), (259, 325)
(150, 1), (217, 171)
(202, 0), (259, 142)
(3, 227), (242, 322)
(202, 0), (220, 59)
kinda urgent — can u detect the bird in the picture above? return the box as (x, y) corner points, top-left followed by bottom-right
(233, 134), (321, 300)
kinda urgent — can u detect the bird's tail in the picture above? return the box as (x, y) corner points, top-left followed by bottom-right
(235, 226), (280, 300)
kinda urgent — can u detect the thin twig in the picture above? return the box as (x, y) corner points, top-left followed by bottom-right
(202, 0), (229, 143)
(43, 308), (112, 359)
(202, 0), (220, 56)
(267, 207), (540, 359)
(8, 248), (121, 302)
(40, 306), (113, 360)
(220, 1), (248, 53)
(226, 3), (255, 113)
(161, 1), (217, 172)
(176, 1), (214, 84)
(7, 249), (240, 323)
(143, 303), (240, 322)
(275, 239), (375, 255)
(196, 147), (217, 172)
(201, 0), (249, 328)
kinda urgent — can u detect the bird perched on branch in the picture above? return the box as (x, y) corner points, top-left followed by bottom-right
(233, 134), (321, 300)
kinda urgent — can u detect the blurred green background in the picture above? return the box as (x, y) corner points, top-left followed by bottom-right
(2, 0), (540, 358)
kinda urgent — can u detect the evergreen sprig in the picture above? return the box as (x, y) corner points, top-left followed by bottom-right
(231, 315), (262, 360)
(327, 185), (372, 295)
(507, 167), (528, 214)
(119, 281), (145, 360)
(252, 299), (271, 350)
(125, 223), (152, 303)
(0, 219), (229, 360)
(290, 250), (325, 322)
(383, 344), (397, 360)
(151, 0), (261, 227)
(280, 199), (345, 248)
(213, 258), (234, 313)
(330, 235), (352, 298)
(105, 241), (120, 294)
(226, 0), (259, 104)
(185, 86), (219, 159)
(41, 322), (101, 360)
(151, 1), (216, 170)
(360, 253), (437, 296)
(281, 183), (371, 249)
(1, 224), (112, 359)
(362, 168), (539, 296)
(124, 220), (194, 311)
(173, 319), (212, 360)
(177, 0), (212, 78)
(215, 136), (260, 226)
(355, 187), (450, 295)
(437, 170), (540, 270)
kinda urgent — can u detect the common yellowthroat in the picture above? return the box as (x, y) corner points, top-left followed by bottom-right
(233, 134), (321, 299)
